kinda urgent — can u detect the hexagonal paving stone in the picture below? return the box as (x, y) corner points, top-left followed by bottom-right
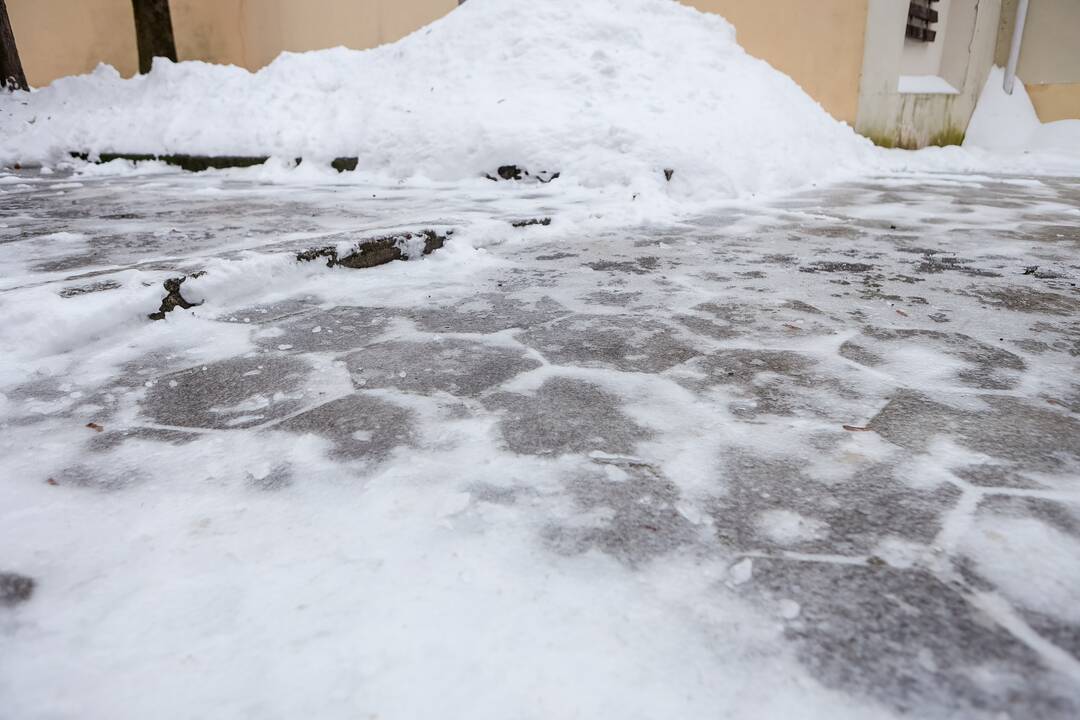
(405, 294), (568, 334)
(221, 296), (323, 325)
(840, 327), (1026, 391)
(86, 427), (201, 453)
(143, 355), (310, 429)
(518, 315), (698, 372)
(275, 393), (415, 462)
(742, 560), (1080, 719)
(254, 306), (389, 354)
(957, 497), (1080, 664)
(677, 299), (838, 341)
(708, 451), (959, 556)
(678, 349), (885, 421)
(487, 377), (650, 456)
(543, 462), (696, 566)
(868, 391), (1080, 475)
(957, 285), (1077, 317)
(345, 338), (540, 396)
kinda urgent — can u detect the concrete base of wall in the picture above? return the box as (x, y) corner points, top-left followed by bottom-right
(67, 153), (360, 173)
(859, 94), (967, 149)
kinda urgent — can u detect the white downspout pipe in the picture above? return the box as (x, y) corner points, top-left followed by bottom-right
(1003, 0), (1030, 95)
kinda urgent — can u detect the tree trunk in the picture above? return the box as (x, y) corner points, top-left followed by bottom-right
(0, 0), (27, 90)
(131, 0), (177, 74)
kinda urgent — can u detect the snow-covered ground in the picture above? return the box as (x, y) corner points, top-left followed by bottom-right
(1, 165), (1079, 719)
(2, 0), (1080, 717)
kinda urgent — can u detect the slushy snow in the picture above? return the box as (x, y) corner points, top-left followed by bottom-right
(0, 0), (873, 199)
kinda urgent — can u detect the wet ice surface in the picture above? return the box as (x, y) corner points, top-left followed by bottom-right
(2, 168), (1080, 719)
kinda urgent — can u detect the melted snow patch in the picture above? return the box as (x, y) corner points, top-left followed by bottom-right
(40, 231), (88, 243)
(960, 514), (1080, 624)
(757, 509), (828, 545)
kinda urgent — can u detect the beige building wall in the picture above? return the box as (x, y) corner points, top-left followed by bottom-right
(171, 0), (246, 68)
(8, 0), (457, 87)
(1026, 83), (1080, 123)
(681, 0), (868, 125)
(8, 0), (139, 86)
(995, 0), (1080, 122)
(228, 0), (458, 71)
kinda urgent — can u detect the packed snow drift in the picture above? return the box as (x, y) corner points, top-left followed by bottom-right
(965, 67), (1080, 156)
(0, 0), (874, 198)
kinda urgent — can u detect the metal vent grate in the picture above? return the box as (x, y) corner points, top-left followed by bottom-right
(906, 0), (940, 42)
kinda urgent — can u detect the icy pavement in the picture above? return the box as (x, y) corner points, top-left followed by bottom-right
(2, 167), (1079, 719)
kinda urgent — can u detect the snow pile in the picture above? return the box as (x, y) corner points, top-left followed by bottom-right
(0, 0), (871, 198)
(964, 66), (1080, 156)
